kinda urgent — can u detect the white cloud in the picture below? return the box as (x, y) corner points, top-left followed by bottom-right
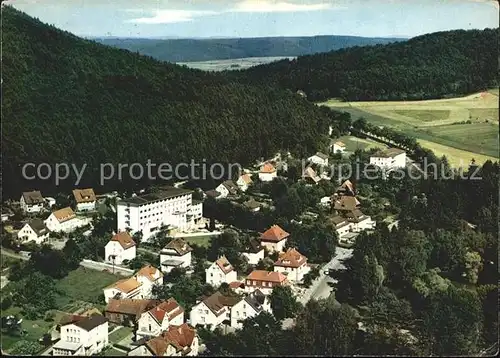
(127, 9), (218, 24)
(232, 0), (334, 13)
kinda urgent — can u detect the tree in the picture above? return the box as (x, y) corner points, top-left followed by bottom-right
(9, 340), (43, 355)
(269, 286), (302, 321)
(11, 272), (57, 318)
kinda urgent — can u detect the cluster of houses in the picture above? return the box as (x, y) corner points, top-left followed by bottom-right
(16, 189), (96, 244)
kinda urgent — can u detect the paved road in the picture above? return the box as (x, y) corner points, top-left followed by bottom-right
(1, 250), (29, 261)
(80, 260), (134, 276)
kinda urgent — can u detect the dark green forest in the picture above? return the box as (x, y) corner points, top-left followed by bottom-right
(2, 6), (339, 196)
(95, 35), (404, 62)
(234, 28), (499, 101)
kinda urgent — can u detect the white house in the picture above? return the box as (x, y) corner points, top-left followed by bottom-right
(273, 248), (310, 282)
(241, 239), (264, 265)
(230, 290), (272, 329)
(302, 167), (321, 185)
(332, 141), (346, 154)
(307, 152), (329, 166)
(344, 209), (376, 232)
(191, 200), (203, 226)
(259, 225), (290, 253)
(160, 238), (193, 274)
(20, 191), (44, 213)
(320, 196), (332, 207)
(73, 188), (97, 212)
(52, 314), (108, 356)
(44, 207), (87, 233)
(45, 197), (56, 208)
(329, 215), (353, 237)
(214, 180), (239, 199)
(128, 323), (199, 357)
(244, 270), (289, 295)
(189, 291), (240, 331)
(17, 219), (49, 244)
(103, 265), (163, 303)
(104, 231), (137, 265)
(369, 148), (406, 171)
(236, 174), (253, 192)
(205, 256), (238, 287)
(117, 187), (200, 242)
(136, 298), (185, 341)
(258, 163), (277, 182)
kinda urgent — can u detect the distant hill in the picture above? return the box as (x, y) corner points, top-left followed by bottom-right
(234, 28), (499, 101)
(93, 36), (406, 63)
(2, 6), (343, 196)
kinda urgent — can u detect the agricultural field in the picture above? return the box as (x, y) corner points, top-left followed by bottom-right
(322, 90), (499, 166)
(336, 135), (387, 152)
(177, 56), (295, 71)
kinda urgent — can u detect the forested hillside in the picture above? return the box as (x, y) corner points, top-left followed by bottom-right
(2, 7), (340, 196)
(94, 35), (404, 63)
(235, 28), (499, 101)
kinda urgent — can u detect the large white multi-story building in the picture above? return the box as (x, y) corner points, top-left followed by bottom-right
(117, 187), (202, 242)
(369, 148), (406, 171)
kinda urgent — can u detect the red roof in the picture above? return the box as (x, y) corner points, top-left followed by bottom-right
(260, 225), (290, 242)
(148, 298), (183, 324)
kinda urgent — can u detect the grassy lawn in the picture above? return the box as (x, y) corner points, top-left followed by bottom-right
(54, 267), (122, 308)
(109, 326), (134, 344)
(104, 347), (127, 356)
(184, 235), (212, 248)
(394, 109), (450, 122)
(336, 135), (386, 152)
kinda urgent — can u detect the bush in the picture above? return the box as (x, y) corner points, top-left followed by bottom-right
(1, 296), (12, 310)
(10, 340), (43, 355)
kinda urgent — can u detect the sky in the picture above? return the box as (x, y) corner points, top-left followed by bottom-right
(4, 0), (499, 39)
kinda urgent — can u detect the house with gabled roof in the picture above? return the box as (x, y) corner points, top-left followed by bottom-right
(215, 180), (239, 199)
(72, 188), (97, 212)
(230, 290), (272, 329)
(241, 238), (264, 265)
(331, 141), (346, 154)
(332, 195), (361, 213)
(136, 298), (185, 341)
(129, 323), (199, 356)
(205, 256), (237, 287)
(44, 207), (87, 233)
(274, 248), (310, 282)
(189, 291), (241, 331)
(259, 225), (290, 252)
(20, 190), (44, 213)
(105, 299), (162, 326)
(104, 231), (136, 265)
(160, 238), (193, 273)
(17, 218), (49, 244)
(236, 173), (253, 192)
(302, 166), (321, 185)
(52, 314), (108, 356)
(336, 179), (355, 196)
(244, 270), (289, 295)
(369, 148), (406, 170)
(103, 265), (163, 303)
(307, 152), (329, 166)
(258, 163), (277, 182)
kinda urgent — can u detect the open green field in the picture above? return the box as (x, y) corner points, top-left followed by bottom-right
(184, 235), (212, 248)
(322, 90), (499, 166)
(336, 135), (387, 152)
(1, 267), (122, 352)
(177, 56), (295, 71)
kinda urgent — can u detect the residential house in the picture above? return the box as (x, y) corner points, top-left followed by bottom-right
(44, 207), (86, 233)
(104, 231), (137, 265)
(273, 248), (310, 282)
(230, 290), (271, 329)
(205, 256), (238, 287)
(320, 196), (332, 207)
(204, 190), (221, 199)
(52, 314), (108, 356)
(1, 208), (14, 222)
(136, 298), (185, 341)
(244, 270), (289, 295)
(45, 197), (57, 208)
(160, 238), (193, 274)
(105, 299), (162, 326)
(302, 166), (321, 185)
(20, 190), (44, 213)
(228, 281), (246, 295)
(72, 188), (97, 212)
(258, 163), (277, 182)
(189, 291), (240, 330)
(215, 180), (239, 199)
(336, 179), (355, 196)
(236, 174), (253, 192)
(329, 215), (352, 237)
(128, 323), (199, 356)
(332, 195), (361, 214)
(369, 148), (406, 170)
(191, 200), (203, 226)
(17, 218), (49, 244)
(103, 265), (163, 303)
(242, 199), (261, 212)
(307, 152), (329, 166)
(241, 238), (264, 265)
(259, 225), (290, 253)
(331, 141), (346, 154)
(344, 209), (375, 232)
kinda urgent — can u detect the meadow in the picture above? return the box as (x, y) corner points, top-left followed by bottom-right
(177, 56), (295, 71)
(322, 90), (499, 166)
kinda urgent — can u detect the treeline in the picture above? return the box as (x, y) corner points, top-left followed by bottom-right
(2, 6), (344, 197)
(234, 28), (499, 101)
